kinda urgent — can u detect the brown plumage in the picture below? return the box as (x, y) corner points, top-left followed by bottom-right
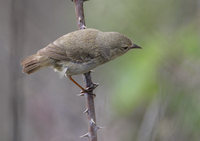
(21, 28), (101, 75)
(21, 28), (141, 90)
(21, 54), (49, 74)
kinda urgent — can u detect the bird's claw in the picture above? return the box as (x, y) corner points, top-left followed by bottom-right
(79, 83), (98, 97)
(89, 83), (99, 90)
(80, 89), (96, 97)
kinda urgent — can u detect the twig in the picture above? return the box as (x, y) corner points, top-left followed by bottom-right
(72, 0), (99, 141)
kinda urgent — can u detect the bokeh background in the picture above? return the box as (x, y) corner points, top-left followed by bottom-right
(0, 0), (200, 141)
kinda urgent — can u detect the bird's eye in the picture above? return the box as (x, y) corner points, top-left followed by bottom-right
(123, 47), (129, 50)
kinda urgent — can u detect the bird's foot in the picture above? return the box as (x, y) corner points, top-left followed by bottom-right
(80, 88), (96, 97)
(79, 83), (99, 97)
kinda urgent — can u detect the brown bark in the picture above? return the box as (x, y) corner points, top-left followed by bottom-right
(72, 0), (98, 141)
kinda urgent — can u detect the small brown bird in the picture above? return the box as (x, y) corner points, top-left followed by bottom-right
(21, 28), (141, 91)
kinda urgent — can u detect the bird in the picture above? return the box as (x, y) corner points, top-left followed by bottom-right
(21, 28), (141, 92)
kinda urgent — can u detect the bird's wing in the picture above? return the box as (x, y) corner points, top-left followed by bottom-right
(57, 29), (101, 63)
(37, 29), (101, 63)
(37, 42), (70, 61)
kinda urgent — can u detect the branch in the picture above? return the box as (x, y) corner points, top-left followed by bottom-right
(73, 0), (86, 29)
(72, 0), (99, 141)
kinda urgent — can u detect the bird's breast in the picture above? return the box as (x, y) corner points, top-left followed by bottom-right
(56, 57), (104, 76)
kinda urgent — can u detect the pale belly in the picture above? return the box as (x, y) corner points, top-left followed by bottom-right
(56, 58), (103, 76)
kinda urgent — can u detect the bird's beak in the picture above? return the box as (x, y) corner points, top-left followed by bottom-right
(130, 43), (142, 49)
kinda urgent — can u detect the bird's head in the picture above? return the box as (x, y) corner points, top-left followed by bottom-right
(104, 32), (142, 60)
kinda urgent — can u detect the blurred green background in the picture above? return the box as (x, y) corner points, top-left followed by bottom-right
(0, 0), (199, 141)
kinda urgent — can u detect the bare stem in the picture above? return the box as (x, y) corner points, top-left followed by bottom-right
(72, 0), (98, 141)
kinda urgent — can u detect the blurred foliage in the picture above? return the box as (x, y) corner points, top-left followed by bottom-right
(86, 0), (199, 111)
(86, 0), (200, 140)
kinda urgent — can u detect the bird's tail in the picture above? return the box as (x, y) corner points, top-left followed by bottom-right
(21, 54), (50, 74)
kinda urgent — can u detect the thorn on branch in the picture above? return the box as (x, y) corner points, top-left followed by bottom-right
(80, 132), (90, 138)
(90, 118), (96, 125)
(90, 118), (97, 128)
(91, 83), (99, 89)
(78, 17), (87, 29)
(77, 93), (85, 96)
(95, 126), (104, 131)
(90, 118), (103, 131)
(85, 83), (99, 92)
(80, 25), (87, 29)
(83, 108), (89, 114)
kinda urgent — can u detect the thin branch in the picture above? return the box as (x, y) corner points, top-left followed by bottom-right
(72, 0), (98, 141)
(73, 0), (86, 29)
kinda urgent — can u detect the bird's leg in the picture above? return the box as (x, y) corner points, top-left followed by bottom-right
(66, 74), (96, 97)
(67, 75), (86, 92)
